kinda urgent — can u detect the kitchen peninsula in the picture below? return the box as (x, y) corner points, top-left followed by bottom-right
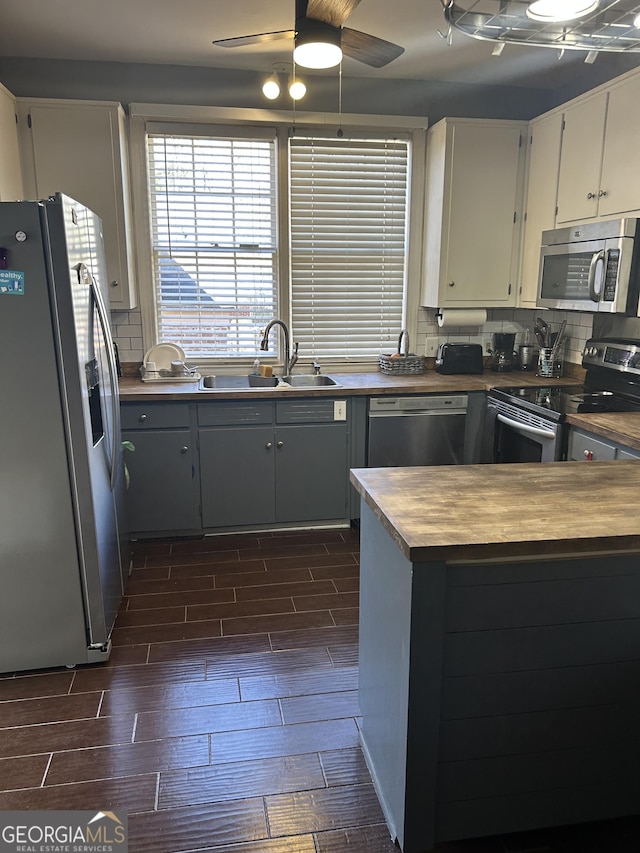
(351, 462), (640, 853)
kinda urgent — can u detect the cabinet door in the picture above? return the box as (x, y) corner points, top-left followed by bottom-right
(568, 428), (616, 461)
(0, 84), (23, 201)
(200, 427), (275, 528)
(519, 112), (563, 307)
(556, 93), (607, 223)
(123, 429), (198, 533)
(444, 123), (523, 306)
(599, 75), (640, 218)
(17, 100), (136, 309)
(275, 423), (348, 522)
(616, 445), (640, 460)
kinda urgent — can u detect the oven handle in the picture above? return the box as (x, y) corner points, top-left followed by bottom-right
(496, 413), (557, 440)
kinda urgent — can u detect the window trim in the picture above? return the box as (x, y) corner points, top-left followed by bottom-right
(128, 105), (427, 370)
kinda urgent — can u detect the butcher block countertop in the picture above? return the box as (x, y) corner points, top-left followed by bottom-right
(350, 462), (640, 563)
(119, 369), (581, 401)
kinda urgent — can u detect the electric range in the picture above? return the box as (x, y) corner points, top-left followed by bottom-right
(484, 338), (640, 463)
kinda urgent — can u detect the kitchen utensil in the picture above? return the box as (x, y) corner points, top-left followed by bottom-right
(551, 319), (567, 357)
(535, 317), (548, 345)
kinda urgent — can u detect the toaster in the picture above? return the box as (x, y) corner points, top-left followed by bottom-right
(435, 342), (484, 374)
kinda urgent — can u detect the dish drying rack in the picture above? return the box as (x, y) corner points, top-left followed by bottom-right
(379, 330), (426, 375)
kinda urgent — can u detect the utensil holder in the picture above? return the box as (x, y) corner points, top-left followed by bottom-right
(537, 346), (563, 378)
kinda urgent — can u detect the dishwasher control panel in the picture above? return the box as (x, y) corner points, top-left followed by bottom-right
(369, 394), (468, 413)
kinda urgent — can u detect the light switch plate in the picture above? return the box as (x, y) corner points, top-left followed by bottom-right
(334, 400), (347, 421)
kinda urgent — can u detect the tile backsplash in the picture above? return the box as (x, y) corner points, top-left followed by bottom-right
(111, 307), (144, 364)
(112, 304), (596, 370)
(417, 307), (594, 365)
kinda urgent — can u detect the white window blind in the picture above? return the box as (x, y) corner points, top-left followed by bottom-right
(147, 133), (278, 359)
(289, 136), (409, 361)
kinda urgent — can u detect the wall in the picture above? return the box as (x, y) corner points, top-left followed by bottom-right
(0, 57), (555, 125)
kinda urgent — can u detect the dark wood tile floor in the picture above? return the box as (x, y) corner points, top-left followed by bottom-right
(1, 527), (639, 852)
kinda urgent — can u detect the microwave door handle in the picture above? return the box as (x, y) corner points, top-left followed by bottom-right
(496, 413), (556, 440)
(588, 249), (606, 303)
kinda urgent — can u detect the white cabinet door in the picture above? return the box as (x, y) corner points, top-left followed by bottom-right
(556, 92), (607, 224)
(422, 119), (525, 308)
(17, 99), (136, 309)
(599, 74), (640, 218)
(0, 84), (23, 201)
(518, 112), (563, 308)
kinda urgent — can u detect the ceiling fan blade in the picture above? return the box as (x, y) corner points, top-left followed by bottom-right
(213, 30), (295, 48)
(341, 28), (405, 67)
(305, 0), (362, 27)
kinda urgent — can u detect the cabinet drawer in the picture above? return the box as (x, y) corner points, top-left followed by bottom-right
(198, 401), (274, 427)
(121, 402), (191, 430)
(617, 446), (640, 460)
(569, 430), (616, 461)
(276, 398), (347, 424)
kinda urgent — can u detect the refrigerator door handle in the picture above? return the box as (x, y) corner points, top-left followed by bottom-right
(86, 268), (121, 491)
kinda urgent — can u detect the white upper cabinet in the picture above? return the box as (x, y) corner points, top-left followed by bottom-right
(557, 73), (640, 224)
(598, 74), (640, 218)
(422, 118), (526, 309)
(518, 111), (563, 308)
(17, 98), (137, 309)
(0, 83), (23, 201)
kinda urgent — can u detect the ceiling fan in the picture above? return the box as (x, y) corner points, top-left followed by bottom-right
(212, 0), (405, 68)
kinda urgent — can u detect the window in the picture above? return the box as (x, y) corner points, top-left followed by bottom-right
(147, 132), (278, 359)
(140, 116), (415, 366)
(289, 136), (409, 361)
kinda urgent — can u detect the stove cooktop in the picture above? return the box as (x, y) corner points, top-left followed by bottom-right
(495, 384), (640, 417)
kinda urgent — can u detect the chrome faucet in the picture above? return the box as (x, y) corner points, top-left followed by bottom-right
(260, 319), (299, 376)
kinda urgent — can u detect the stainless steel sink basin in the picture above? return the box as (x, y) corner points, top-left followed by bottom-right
(200, 375), (277, 390)
(199, 373), (340, 391)
(280, 375), (340, 387)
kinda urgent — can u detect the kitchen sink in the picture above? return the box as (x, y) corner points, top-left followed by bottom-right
(199, 374), (340, 391)
(280, 375), (340, 387)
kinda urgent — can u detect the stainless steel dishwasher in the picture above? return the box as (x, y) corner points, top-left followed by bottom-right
(367, 394), (468, 466)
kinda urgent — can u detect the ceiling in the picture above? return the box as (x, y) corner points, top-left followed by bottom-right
(1, 0), (639, 91)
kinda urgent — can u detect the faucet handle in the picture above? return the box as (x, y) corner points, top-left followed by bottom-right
(312, 360), (321, 375)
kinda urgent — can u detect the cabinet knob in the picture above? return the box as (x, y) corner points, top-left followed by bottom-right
(265, 442), (273, 449)
(110, 280), (119, 288)
(587, 192), (597, 200)
(180, 446), (189, 454)
(598, 189), (608, 198)
(277, 441), (284, 448)
(448, 280), (455, 287)
(138, 414), (148, 422)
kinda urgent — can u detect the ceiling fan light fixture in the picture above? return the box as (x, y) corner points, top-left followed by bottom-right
(526, 0), (599, 22)
(262, 73), (281, 100)
(293, 18), (342, 68)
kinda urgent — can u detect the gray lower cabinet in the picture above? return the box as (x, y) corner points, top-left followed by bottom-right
(199, 398), (349, 529)
(121, 402), (200, 535)
(568, 426), (640, 461)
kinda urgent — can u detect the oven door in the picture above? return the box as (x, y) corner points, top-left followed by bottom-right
(487, 399), (562, 463)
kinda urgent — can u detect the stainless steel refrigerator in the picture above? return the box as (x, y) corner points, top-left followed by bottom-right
(0, 193), (125, 673)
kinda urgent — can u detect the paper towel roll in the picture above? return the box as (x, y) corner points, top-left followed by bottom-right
(436, 309), (487, 328)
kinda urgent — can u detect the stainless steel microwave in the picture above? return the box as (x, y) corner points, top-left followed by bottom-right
(537, 218), (640, 313)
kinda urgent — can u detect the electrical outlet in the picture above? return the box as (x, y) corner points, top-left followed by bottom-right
(334, 400), (347, 421)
